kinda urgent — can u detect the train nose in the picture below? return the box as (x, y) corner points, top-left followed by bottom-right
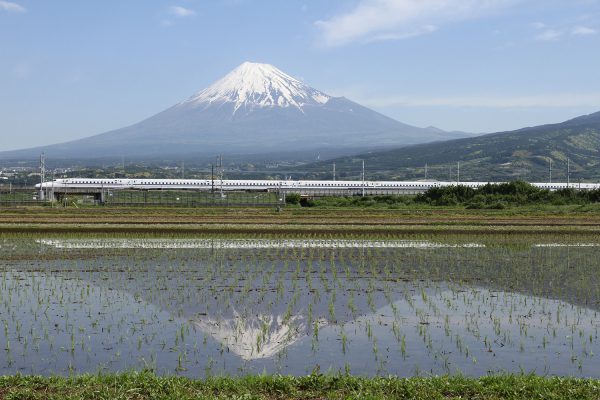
(35, 183), (41, 189)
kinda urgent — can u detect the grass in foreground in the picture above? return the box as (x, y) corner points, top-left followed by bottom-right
(1, 373), (600, 400)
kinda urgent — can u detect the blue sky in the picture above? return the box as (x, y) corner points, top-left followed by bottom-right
(1, 0), (600, 150)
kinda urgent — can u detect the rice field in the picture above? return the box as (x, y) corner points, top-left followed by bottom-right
(1, 235), (600, 377)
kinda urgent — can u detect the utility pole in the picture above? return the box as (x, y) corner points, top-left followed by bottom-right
(217, 155), (224, 198)
(567, 158), (570, 188)
(40, 152), (45, 201)
(50, 170), (55, 207)
(361, 160), (365, 197)
(332, 163), (336, 181)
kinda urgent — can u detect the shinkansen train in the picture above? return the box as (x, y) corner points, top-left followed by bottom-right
(35, 178), (600, 192)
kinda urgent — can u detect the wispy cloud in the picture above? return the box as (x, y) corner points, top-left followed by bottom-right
(572, 25), (597, 36)
(353, 93), (600, 108)
(533, 20), (597, 41)
(314, 0), (518, 47)
(535, 29), (563, 41)
(169, 6), (196, 17)
(0, 0), (25, 13)
(531, 21), (546, 30)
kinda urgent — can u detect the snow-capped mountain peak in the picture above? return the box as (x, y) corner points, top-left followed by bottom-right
(183, 62), (330, 113)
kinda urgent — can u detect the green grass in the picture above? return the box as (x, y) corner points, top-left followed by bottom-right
(1, 372), (599, 399)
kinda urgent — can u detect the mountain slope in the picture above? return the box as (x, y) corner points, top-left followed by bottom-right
(302, 111), (600, 182)
(0, 62), (466, 160)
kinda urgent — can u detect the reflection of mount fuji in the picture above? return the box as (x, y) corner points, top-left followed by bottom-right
(165, 278), (390, 361)
(194, 312), (323, 360)
(58, 243), (600, 361)
(69, 248), (396, 361)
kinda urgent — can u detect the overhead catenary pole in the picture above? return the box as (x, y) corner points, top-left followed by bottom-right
(39, 152), (45, 201)
(549, 159), (552, 184)
(457, 161), (460, 184)
(567, 157), (570, 188)
(51, 170), (55, 207)
(332, 163), (336, 181)
(425, 163), (428, 180)
(218, 154), (224, 198)
(362, 160), (365, 197)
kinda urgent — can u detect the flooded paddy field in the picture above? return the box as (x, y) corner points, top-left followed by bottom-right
(2, 235), (600, 377)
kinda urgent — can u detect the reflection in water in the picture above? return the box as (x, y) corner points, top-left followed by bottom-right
(194, 313), (313, 360)
(36, 238), (485, 249)
(1, 238), (600, 377)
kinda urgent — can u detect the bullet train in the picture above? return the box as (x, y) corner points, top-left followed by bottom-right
(35, 178), (600, 192)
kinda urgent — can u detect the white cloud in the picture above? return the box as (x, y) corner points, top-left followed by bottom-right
(169, 6), (196, 17)
(353, 93), (600, 109)
(366, 24), (439, 42)
(534, 29), (563, 41)
(314, 0), (518, 47)
(572, 25), (597, 36)
(0, 0), (25, 12)
(532, 23), (597, 42)
(531, 21), (546, 29)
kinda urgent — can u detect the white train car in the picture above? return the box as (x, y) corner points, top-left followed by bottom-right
(36, 178), (600, 193)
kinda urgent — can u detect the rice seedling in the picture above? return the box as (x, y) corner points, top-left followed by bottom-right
(0, 232), (599, 377)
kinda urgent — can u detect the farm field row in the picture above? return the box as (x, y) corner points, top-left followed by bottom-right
(2, 206), (600, 237)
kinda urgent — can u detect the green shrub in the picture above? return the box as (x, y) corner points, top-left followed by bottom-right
(300, 198), (315, 207)
(285, 193), (301, 205)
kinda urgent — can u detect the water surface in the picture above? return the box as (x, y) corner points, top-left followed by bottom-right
(1, 237), (599, 377)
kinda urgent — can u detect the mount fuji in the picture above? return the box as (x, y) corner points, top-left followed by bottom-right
(1, 62), (469, 160)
